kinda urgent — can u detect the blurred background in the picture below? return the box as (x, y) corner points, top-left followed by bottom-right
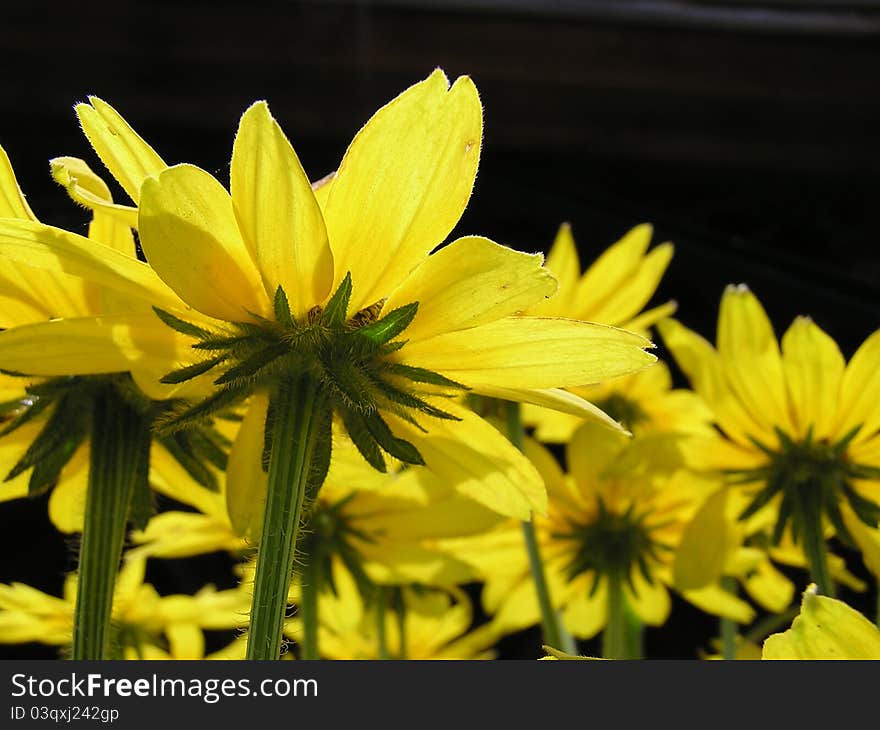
(1, 0), (878, 658)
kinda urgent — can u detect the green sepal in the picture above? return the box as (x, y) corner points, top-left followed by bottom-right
(158, 433), (219, 492)
(382, 362), (468, 391)
(152, 307), (213, 339)
(323, 272), (352, 329)
(363, 411), (424, 466)
(154, 386), (247, 435)
(160, 355), (227, 384)
(273, 286), (294, 329)
(341, 408), (386, 473)
(356, 302), (418, 346)
(0, 395), (51, 437)
(213, 343), (288, 386)
(373, 378), (460, 421)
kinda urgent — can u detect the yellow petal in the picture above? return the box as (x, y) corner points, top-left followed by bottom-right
(383, 236), (556, 341)
(49, 157), (139, 230)
(742, 558), (795, 614)
(231, 101), (333, 315)
(139, 164), (267, 321)
(128, 512), (241, 561)
(149, 443), (226, 518)
(658, 317), (772, 447)
(0, 218), (184, 311)
(673, 488), (734, 591)
(625, 571), (671, 626)
(841, 504), (880, 578)
(75, 97), (166, 204)
(0, 314), (188, 376)
(385, 399), (547, 520)
(325, 70), (482, 310)
(562, 581), (608, 639)
(621, 300), (678, 337)
(681, 584), (755, 623)
(567, 421), (629, 490)
(47, 446), (89, 533)
(781, 316), (844, 440)
(467, 386), (625, 435)
(402, 317), (655, 390)
(0, 144), (37, 220)
(763, 585), (880, 659)
(226, 394), (269, 539)
(540, 223), (581, 313)
(166, 623), (205, 659)
(836, 328), (880, 446)
(587, 242), (674, 327)
(717, 285), (793, 436)
(570, 224), (653, 320)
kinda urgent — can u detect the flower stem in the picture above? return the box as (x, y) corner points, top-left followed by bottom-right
(375, 585), (390, 660)
(246, 375), (326, 660)
(799, 488), (835, 597)
(72, 388), (150, 660)
(298, 555), (321, 660)
(720, 576), (738, 660)
(503, 401), (565, 652)
(602, 572), (629, 660)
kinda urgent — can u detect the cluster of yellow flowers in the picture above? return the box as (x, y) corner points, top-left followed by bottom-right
(0, 70), (877, 660)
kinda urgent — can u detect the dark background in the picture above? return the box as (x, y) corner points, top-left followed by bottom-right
(1, 0), (878, 658)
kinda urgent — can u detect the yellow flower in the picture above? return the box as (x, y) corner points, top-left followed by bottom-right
(659, 285), (880, 592)
(520, 223), (680, 440)
(0, 145), (229, 532)
(0, 557), (249, 658)
(285, 557), (497, 660)
(438, 423), (755, 644)
(763, 585), (880, 659)
(0, 71), (655, 521)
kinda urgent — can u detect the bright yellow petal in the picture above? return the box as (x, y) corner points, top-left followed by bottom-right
(621, 300), (678, 337)
(0, 314), (188, 376)
(658, 317), (772, 447)
(524, 222), (580, 317)
(0, 144), (37, 220)
(139, 164), (267, 321)
(673, 488), (734, 591)
(625, 572), (671, 626)
(0, 218), (184, 311)
(47, 446), (89, 533)
(586, 242), (674, 327)
(842, 504), (880, 578)
(49, 157), (139, 230)
(128, 512), (242, 561)
(402, 317), (655, 390)
(383, 236), (556, 341)
(75, 97), (167, 204)
(781, 316), (844, 440)
(385, 400), (547, 520)
(325, 70), (482, 310)
(570, 224), (652, 320)
(166, 623), (205, 659)
(681, 583), (755, 623)
(763, 585), (880, 659)
(225, 394), (269, 539)
(717, 285), (793, 436)
(836, 328), (880, 445)
(567, 421), (629, 490)
(231, 101), (333, 315)
(742, 558), (795, 614)
(473, 386), (625, 435)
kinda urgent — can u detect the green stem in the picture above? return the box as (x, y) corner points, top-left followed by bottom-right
(800, 491), (835, 597)
(720, 576), (738, 660)
(375, 585), (389, 660)
(623, 601), (644, 660)
(299, 555), (320, 660)
(72, 389), (150, 660)
(503, 401), (564, 651)
(396, 595), (408, 660)
(246, 376), (326, 660)
(602, 572), (629, 660)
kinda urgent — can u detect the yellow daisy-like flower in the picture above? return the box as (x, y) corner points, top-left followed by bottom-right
(762, 584), (880, 659)
(0, 557), (249, 658)
(285, 557), (497, 660)
(439, 423), (755, 657)
(520, 223), (679, 440)
(659, 284), (880, 594)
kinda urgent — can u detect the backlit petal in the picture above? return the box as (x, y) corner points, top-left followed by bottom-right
(325, 70), (482, 310)
(49, 157), (139, 230)
(139, 164), (267, 321)
(231, 101), (333, 315)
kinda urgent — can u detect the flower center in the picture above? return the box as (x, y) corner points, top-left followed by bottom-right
(592, 392), (649, 433)
(154, 273), (467, 472)
(736, 426), (880, 546)
(554, 498), (668, 594)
